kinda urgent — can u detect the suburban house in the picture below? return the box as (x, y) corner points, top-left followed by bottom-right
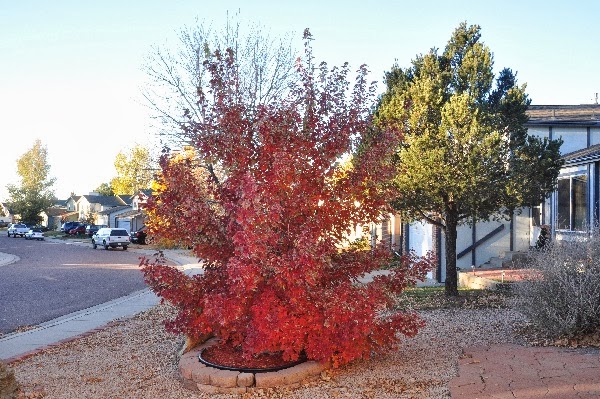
(91, 190), (151, 231)
(0, 203), (14, 224)
(375, 104), (599, 283)
(96, 206), (131, 228)
(65, 196), (81, 212)
(76, 194), (128, 221)
(40, 207), (76, 230)
(114, 190), (151, 232)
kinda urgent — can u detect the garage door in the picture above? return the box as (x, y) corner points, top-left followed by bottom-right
(117, 219), (131, 232)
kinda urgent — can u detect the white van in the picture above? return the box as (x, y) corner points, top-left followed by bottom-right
(92, 228), (130, 250)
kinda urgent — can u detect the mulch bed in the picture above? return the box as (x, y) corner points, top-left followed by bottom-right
(201, 343), (302, 370)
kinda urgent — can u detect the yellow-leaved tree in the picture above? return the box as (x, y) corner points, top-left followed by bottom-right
(110, 145), (155, 195)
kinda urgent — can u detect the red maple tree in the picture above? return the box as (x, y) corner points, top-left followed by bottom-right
(142, 32), (432, 367)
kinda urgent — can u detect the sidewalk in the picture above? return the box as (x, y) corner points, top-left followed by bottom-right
(0, 245), (202, 362)
(450, 344), (600, 398)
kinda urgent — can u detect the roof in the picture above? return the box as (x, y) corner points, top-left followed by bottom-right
(117, 195), (132, 205)
(43, 207), (74, 217)
(97, 205), (131, 216)
(69, 196), (81, 202)
(563, 144), (600, 166)
(57, 211), (78, 219)
(53, 199), (68, 207)
(115, 209), (143, 218)
(80, 195), (127, 207)
(526, 104), (600, 127)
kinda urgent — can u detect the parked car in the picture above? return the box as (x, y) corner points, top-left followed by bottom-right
(7, 223), (29, 237)
(129, 226), (147, 244)
(92, 228), (130, 250)
(31, 224), (50, 232)
(24, 229), (44, 240)
(68, 225), (87, 235)
(85, 224), (107, 237)
(61, 221), (82, 233)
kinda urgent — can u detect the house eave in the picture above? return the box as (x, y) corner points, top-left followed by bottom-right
(564, 156), (600, 166)
(525, 121), (600, 127)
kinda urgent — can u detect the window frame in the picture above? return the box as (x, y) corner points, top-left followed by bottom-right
(556, 173), (588, 232)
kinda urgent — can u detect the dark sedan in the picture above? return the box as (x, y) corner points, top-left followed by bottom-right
(129, 226), (147, 244)
(86, 224), (107, 237)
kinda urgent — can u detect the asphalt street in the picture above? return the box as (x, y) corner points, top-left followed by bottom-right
(0, 234), (154, 334)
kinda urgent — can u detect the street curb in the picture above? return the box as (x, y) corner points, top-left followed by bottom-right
(0, 252), (19, 267)
(0, 237), (203, 362)
(2, 320), (126, 364)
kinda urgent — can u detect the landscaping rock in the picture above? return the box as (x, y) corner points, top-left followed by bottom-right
(237, 372), (254, 387)
(209, 369), (239, 388)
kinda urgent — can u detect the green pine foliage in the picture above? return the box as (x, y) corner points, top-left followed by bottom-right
(374, 23), (563, 295)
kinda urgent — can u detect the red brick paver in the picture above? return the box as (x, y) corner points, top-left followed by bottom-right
(450, 344), (600, 399)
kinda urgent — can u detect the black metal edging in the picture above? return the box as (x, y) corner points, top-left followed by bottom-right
(457, 224), (505, 260)
(198, 348), (306, 374)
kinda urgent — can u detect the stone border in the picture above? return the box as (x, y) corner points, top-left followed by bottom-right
(458, 271), (501, 290)
(179, 339), (330, 394)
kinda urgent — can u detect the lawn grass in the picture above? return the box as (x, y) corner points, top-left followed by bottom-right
(397, 286), (512, 310)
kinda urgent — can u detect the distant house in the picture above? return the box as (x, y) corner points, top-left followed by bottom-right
(96, 206), (132, 227)
(76, 194), (128, 222)
(0, 203), (13, 224)
(65, 196), (81, 212)
(114, 190), (152, 232)
(40, 207), (75, 230)
(375, 104), (599, 283)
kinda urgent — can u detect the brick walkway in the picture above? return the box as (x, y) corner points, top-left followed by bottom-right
(450, 344), (600, 399)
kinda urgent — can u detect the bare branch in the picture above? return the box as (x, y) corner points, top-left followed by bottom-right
(142, 14), (298, 148)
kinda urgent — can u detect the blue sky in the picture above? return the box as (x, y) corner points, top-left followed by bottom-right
(1, 0), (599, 200)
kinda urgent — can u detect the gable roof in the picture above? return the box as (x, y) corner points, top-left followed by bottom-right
(526, 104), (600, 127)
(55, 210), (78, 220)
(53, 199), (68, 207)
(115, 209), (143, 219)
(68, 196), (81, 203)
(80, 195), (127, 207)
(563, 144), (600, 166)
(97, 205), (131, 216)
(117, 195), (132, 205)
(43, 207), (74, 217)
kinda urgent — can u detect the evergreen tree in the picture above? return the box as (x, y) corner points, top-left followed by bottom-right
(375, 23), (563, 295)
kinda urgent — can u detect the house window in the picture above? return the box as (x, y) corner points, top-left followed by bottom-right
(557, 175), (587, 231)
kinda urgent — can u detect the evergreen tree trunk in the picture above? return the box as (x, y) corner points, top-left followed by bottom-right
(444, 210), (459, 296)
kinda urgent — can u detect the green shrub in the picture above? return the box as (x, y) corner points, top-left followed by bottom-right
(514, 234), (600, 338)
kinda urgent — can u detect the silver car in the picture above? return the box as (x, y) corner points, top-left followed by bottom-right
(24, 229), (44, 241)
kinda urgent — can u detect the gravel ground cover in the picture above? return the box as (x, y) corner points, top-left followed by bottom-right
(10, 290), (526, 398)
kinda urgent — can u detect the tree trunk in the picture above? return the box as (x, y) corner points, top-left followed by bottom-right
(444, 210), (459, 296)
